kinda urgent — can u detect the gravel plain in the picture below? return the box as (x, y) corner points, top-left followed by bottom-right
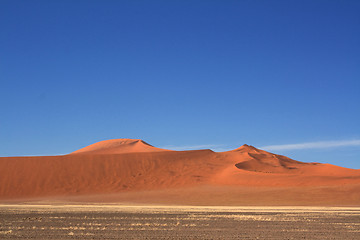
(0, 205), (359, 239)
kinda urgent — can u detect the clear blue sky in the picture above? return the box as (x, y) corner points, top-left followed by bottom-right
(1, 0), (359, 168)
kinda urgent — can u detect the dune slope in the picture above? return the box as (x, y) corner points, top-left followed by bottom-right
(0, 139), (359, 205)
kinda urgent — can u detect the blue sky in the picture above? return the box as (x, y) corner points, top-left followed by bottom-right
(1, 0), (359, 168)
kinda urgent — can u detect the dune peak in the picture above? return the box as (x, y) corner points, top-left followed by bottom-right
(229, 144), (260, 152)
(70, 138), (170, 154)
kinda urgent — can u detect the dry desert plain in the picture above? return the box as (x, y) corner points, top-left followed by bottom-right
(1, 139), (360, 239)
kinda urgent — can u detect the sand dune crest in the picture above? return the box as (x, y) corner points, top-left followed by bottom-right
(70, 139), (171, 154)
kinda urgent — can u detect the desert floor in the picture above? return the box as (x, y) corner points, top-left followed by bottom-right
(0, 204), (359, 239)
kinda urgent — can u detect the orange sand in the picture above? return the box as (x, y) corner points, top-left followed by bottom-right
(0, 139), (359, 205)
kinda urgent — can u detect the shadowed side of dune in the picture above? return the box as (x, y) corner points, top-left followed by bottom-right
(233, 151), (310, 173)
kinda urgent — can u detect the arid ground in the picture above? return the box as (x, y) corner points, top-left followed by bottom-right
(0, 205), (359, 239)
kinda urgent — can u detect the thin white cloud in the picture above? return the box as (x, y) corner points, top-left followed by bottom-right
(211, 147), (234, 152)
(161, 144), (225, 151)
(261, 139), (360, 151)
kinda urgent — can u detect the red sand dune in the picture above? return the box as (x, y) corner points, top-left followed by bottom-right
(0, 139), (359, 205)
